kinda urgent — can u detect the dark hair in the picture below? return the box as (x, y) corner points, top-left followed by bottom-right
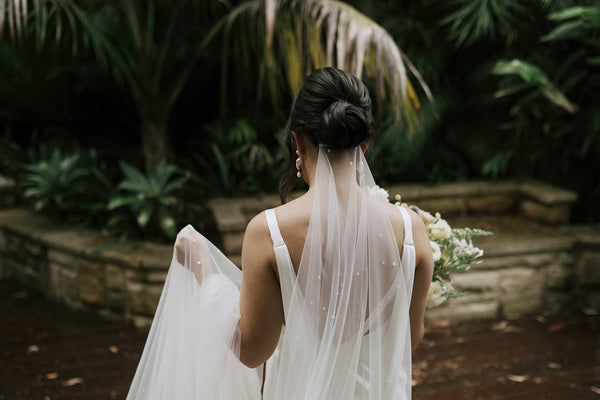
(279, 67), (375, 202)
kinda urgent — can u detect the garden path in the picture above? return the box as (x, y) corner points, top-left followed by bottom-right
(0, 279), (598, 400)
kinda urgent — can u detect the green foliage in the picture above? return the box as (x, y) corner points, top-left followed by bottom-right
(107, 160), (191, 240)
(491, 59), (577, 114)
(192, 118), (285, 196)
(213, 0), (431, 131)
(19, 145), (115, 225)
(438, 0), (528, 47)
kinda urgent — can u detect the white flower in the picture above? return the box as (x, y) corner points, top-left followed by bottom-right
(430, 240), (441, 262)
(428, 218), (452, 240)
(368, 185), (389, 202)
(453, 238), (484, 259)
(427, 281), (446, 308)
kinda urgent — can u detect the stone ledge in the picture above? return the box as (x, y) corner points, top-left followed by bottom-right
(0, 208), (173, 271)
(519, 181), (578, 206)
(0, 175), (15, 191)
(0, 207), (174, 327)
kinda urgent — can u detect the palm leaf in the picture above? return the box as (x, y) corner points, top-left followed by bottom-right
(492, 59), (577, 114)
(215, 0), (432, 131)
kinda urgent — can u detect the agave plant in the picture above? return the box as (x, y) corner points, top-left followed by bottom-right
(19, 146), (113, 225)
(21, 148), (88, 214)
(107, 160), (191, 239)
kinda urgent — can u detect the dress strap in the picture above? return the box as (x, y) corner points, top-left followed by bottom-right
(396, 205), (414, 246)
(265, 209), (295, 322)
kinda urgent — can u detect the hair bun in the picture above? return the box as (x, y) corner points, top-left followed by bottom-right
(320, 100), (370, 149)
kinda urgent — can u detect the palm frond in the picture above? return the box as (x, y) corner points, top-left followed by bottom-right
(216, 0), (432, 131)
(439, 0), (528, 47)
(491, 59), (577, 114)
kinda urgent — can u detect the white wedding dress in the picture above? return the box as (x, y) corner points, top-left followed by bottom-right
(126, 146), (416, 399)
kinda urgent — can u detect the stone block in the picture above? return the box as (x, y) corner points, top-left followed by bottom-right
(446, 291), (497, 305)
(126, 269), (144, 282)
(106, 264), (125, 292)
(543, 291), (571, 313)
(223, 232), (244, 255)
(126, 281), (144, 315)
(543, 264), (573, 290)
(578, 253), (600, 285)
(6, 234), (25, 262)
(466, 195), (515, 214)
(47, 249), (76, 269)
(106, 264), (125, 312)
(25, 241), (44, 257)
(146, 271), (168, 283)
(582, 289), (600, 309)
(414, 198), (466, 216)
(520, 200), (570, 224)
(126, 282), (162, 316)
(209, 201), (247, 233)
(499, 268), (544, 319)
(78, 259), (105, 305)
(48, 261), (63, 300)
(62, 268), (79, 304)
(425, 301), (499, 323)
(519, 182), (577, 206)
(451, 270), (500, 293)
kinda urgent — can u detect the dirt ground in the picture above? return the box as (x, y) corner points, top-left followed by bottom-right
(0, 278), (598, 400)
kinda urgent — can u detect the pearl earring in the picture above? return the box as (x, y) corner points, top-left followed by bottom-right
(295, 150), (302, 178)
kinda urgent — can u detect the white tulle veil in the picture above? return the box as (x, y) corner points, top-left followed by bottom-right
(126, 144), (415, 400)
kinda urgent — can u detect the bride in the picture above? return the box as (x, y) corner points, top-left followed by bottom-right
(126, 67), (434, 399)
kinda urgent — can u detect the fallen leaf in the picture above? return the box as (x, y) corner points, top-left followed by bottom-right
(547, 362), (562, 369)
(591, 386), (600, 395)
(507, 374), (529, 383)
(61, 377), (83, 387)
(46, 372), (59, 380)
(108, 345), (119, 354)
(44, 397), (50, 400)
(492, 321), (509, 331)
(27, 344), (40, 354)
(429, 320), (451, 329)
(533, 377), (545, 384)
(547, 323), (566, 333)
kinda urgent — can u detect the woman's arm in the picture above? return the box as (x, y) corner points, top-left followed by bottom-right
(238, 212), (285, 368)
(407, 209), (434, 353)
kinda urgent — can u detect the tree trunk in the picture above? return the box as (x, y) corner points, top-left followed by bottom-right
(139, 110), (172, 171)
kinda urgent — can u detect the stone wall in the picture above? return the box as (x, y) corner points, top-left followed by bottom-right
(574, 228), (600, 312)
(0, 209), (172, 329)
(209, 180), (578, 268)
(1, 176), (597, 328)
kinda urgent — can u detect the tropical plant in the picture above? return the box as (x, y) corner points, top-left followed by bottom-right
(1, 0), (431, 170)
(107, 159), (191, 240)
(19, 146), (115, 224)
(216, 0), (432, 132)
(192, 118), (284, 195)
(491, 59), (577, 114)
(436, 0), (528, 47)
(0, 0), (225, 170)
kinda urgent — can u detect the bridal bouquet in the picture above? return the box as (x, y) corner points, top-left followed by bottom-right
(370, 186), (493, 308)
